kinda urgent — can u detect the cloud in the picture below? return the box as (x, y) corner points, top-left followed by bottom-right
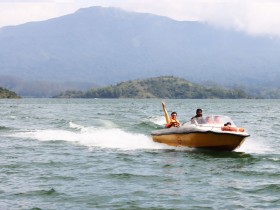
(184, 0), (280, 37)
(0, 1), (77, 27)
(109, 0), (280, 37)
(242, 1), (280, 36)
(1, 0), (280, 37)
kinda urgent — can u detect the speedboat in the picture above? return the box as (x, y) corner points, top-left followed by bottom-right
(151, 115), (250, 151)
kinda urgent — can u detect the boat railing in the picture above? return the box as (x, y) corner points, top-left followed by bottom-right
(195, 123), (223, 131)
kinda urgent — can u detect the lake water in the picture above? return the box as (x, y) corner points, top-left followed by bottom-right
(0, 99), (279, 210)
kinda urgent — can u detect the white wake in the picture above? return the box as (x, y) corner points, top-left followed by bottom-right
(8, 122), (173, 150)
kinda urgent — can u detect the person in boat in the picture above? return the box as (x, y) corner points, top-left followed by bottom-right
(192, 108), (203, 119)
(222, 122), (232, 130)
(224, 122), (231, 127)
(221, 122), (244, 132)
(191, 108), (205, 124)
(165, 111), (181, 128)
(162, 101), (181, 128)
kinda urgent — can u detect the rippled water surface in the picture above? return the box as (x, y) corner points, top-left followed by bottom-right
(0, 99), (279, 210)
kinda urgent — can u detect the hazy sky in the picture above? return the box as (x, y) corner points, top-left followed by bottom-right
(1, 0), (280, 37)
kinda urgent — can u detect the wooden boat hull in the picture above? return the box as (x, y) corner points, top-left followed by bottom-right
(152, 131), (248, 151)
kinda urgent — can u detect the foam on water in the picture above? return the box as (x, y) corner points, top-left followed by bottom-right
(9, 129), (269, 154)
(149, 116), (166, 126)
(7, 121), (273, 154)
(236, 136), (274, 154)
(7, 123), (173, 150)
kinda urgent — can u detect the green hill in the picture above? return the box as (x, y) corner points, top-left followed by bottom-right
(0, 87), (20, 98)
(55, 76), (250, 99)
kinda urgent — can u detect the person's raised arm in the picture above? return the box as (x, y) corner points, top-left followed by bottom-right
(162, 101), (170, 124)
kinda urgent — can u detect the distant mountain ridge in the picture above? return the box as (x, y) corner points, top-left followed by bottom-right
(0, 6), (280, 97)
(0, 75), (98, 97)
(55, 76), (250, 99)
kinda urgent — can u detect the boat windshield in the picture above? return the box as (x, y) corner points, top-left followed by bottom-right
(190, 115), (236, 126)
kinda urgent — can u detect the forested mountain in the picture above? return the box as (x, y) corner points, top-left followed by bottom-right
(0, 87), (20, 98)
(0, 6), (280, 97)
(55, 76), (250, 99)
